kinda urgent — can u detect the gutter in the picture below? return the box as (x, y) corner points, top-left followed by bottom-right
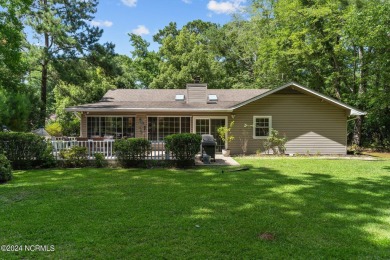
(65, 107), (234, 113)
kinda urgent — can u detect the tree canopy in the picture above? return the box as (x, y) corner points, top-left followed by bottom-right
(0, 0), (388, 148)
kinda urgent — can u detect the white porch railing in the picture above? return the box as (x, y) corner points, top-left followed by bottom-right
(51, 140), (169, 160)
(51, 140), (115, 159)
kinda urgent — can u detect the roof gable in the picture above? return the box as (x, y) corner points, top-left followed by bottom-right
(231, 82), (366, 116)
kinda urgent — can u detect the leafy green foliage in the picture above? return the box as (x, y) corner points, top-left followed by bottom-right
(25, 0), (103, 124)
(150, 26), (227, 89)
(347, 144), (363, 155)
(165, 133), (201, 167)
(41, 142), (57, 168)
(128, 33), (159, 88)
(0, 0), (389, 150)
(53, 64), (116, 136)
(0, 132), (52, 169)
(0, 0), (30, 91)
(94, 152), (107, 168)
(0, 88), (38, 131)
(217, 121), (235, 146)
(45, 122), (62, 137)
(114, 138), (151, 167)
(263, 129), (287, 155)
(59, 146), (88, 168)
(0, 153), (12, 183)
(245, 0), (390, 147)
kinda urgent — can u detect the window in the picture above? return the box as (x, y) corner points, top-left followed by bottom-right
(123, 117), (136, 138)
(253, 116), (272, 139)
(148, 117), (191, 141)
(159, 117), (180, 140)
(87, 117), (135, 138)
(148, 117), (158, 141)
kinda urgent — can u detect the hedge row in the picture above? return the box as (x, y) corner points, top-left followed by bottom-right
(114, 138), (151, 167)
(0, 132), (55, 169)
(0, 133), (201, 170)
(115, 134), (201, 168)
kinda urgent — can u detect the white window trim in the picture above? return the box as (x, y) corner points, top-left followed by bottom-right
(253, 116), (272, 139)
(192, 116), (228, 148)
(86, 116), (136, 138)
(147, 116), (191, 141)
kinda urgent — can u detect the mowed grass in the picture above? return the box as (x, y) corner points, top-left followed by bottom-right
(1, 159), (389, 259)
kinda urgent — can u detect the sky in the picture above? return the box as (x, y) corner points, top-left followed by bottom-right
(92, 0), (248, 55)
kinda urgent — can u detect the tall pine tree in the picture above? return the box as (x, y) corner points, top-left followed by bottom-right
(24, 0), (102, 125)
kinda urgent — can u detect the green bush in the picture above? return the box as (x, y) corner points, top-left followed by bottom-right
(0, 132), (52, 169)
(165, 133), (202, 167)
(263, 129), (287, 155)
(0, 154), (12, 183)
(60, 146), (88, 168)
(114, 138), (151, 167)
(45, 122), (62, 137)
(347, 144), (363, 155)
(41, 142), (57, 168)
(94, 152), (107, 168)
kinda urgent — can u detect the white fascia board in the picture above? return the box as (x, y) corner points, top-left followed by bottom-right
(231, 82), (367, 116)
(65, 107), (233, 113)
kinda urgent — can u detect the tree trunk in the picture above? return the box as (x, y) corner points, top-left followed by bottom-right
(40, 26), (49, 126)
(40, 61), (48, 126)
(351, 46), (367, 146)
(352, 115), (362, 146)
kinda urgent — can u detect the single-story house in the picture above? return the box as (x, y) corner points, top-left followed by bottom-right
(65, 82), (365, 155)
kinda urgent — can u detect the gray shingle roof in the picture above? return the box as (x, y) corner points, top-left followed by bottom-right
(66, 88), (270, 112)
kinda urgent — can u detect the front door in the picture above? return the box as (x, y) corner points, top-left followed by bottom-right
(194, 117), (226, 153)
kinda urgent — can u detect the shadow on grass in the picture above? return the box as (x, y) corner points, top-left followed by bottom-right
(155, 166), (390, 258)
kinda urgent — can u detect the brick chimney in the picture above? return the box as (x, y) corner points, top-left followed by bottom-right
(186, 83), (207, 103)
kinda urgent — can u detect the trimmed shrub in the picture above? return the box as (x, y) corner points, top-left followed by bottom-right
(0, 132), (51, 169)
(60, 146), (88, 168)
(165, 133), (202, 167)
(41, 142), (57, 168)
(94, 152), (107, 168)
(114, 138), (151, 167)
(0, 154), (12, 183)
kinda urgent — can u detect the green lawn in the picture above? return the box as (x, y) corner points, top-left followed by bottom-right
(1, 159), (389, 259)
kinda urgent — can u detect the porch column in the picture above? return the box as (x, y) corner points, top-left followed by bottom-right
(136, 114), (147, 139)
(80, 112), (87, 137)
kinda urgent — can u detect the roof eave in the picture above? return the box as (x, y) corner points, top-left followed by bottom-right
(65, 107), (233, 113)
(350, 110), (367, 116)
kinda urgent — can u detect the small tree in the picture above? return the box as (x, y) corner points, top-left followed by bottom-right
(264, 129), (287, 155)
(240, 124), (252, 155)
(217, 121), (235, 149)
